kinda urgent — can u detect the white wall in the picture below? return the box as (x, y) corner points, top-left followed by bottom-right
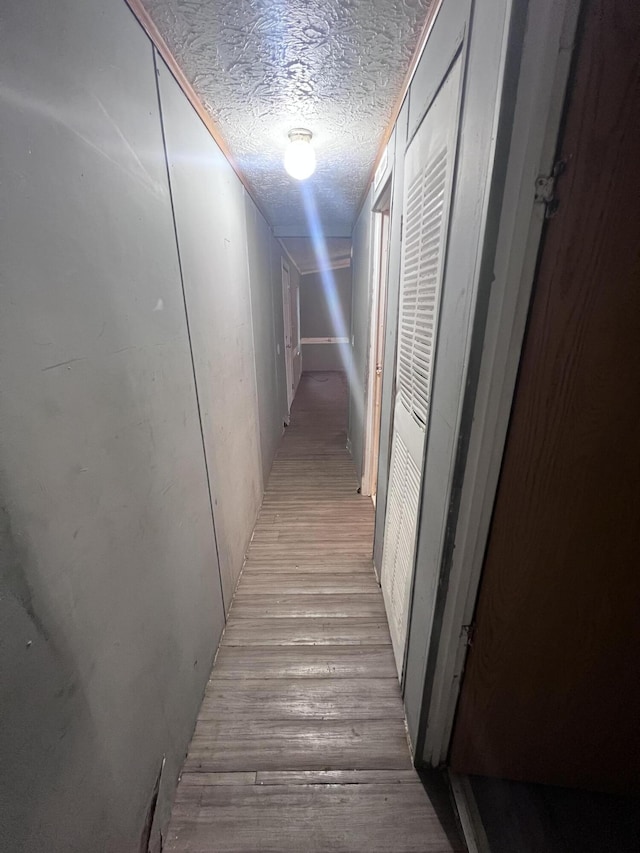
(0, 2), (288, 849)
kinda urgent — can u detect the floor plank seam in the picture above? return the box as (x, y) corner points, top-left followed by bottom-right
(165, 373), (464, 852)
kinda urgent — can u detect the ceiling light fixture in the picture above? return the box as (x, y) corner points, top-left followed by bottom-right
(284, 128), (316, 181)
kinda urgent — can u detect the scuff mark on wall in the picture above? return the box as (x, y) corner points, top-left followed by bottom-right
(0, 501), (47, 641)
(139, 756), (165, 853)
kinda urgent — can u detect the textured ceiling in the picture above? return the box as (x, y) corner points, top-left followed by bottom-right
(141, 0), (434, 234)
(281, 237), (352, 275)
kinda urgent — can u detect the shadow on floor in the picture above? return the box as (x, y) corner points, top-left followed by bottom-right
(470, 775), (640, 852)
(419, 769), (471, 852)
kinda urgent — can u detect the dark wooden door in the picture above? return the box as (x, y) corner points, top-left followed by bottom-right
(450, 0), (640, 793)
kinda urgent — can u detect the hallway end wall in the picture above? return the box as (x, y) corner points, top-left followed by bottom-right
(300, 266), (352, 372)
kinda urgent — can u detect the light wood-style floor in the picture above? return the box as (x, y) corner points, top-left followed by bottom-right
(166, 372), (464, 852)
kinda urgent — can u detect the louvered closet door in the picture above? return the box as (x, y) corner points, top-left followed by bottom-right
(382, 55), (462, 676)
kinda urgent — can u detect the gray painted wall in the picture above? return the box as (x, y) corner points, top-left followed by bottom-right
(245, 200), (289, 483)
(0, 1), (287, 850)
(158, 60), (263, 606)
(348, 192), (373, 481)
(300, 266), (352, 372)
(0, 3), (223, 850)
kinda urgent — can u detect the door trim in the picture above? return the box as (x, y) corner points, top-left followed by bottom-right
(448, 773), (491, 853)
(362, 186), (391, 498)
(417, 0), (582, 767)
(281, 258), (294, 414)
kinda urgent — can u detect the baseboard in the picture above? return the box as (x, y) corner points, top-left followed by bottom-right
(448, 772), (491, 853)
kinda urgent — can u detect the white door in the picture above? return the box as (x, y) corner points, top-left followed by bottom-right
(281, 260), (294, 410)
(381, 54), (463, 676)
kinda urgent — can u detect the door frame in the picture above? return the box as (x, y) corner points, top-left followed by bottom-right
(281, 258), (294, 413)
(362, 182), (392, 499)
(415, 0), (582, 767)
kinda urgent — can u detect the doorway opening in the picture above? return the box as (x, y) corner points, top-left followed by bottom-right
(362, 183), (392, 504)
(279, 238), (352, 425)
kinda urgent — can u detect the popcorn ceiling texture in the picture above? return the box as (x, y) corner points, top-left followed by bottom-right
(141, 0), (434, 233)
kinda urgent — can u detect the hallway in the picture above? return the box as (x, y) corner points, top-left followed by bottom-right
(166, 372), (463, 852)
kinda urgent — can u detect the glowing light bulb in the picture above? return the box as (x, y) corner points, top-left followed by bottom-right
(284, 129), (316, 180)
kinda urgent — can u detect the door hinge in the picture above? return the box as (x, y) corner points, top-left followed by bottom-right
(534, 159), (566, 218)
(461, 622), (476, 648)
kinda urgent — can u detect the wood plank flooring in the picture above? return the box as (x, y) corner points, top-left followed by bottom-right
(166, 372), (463, 852)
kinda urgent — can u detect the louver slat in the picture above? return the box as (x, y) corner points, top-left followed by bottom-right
(397, 148), (448, 427)
(381, 434), (422, 673)
(380, 54), (460, 678)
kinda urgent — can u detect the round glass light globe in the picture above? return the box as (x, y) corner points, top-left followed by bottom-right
(284, 138), (316, 180)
